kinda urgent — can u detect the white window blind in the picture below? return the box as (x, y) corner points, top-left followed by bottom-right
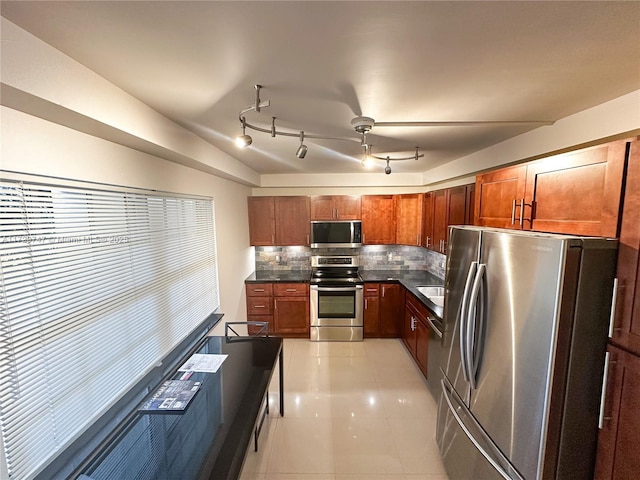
(0, 179), (219, 480)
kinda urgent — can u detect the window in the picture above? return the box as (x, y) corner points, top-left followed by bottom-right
(0, 178), (219, 479)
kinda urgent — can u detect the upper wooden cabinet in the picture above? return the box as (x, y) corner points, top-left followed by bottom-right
(524, 141), (627, 237)
(248, 196), (276, 246)
(248, 196), (310, 246)
(475, 165), (527, 229)
(275, 196), (310, 246)
(425, 184), (475, 253)
(310, 195), (361, 220)
(610, 139), (640, 356)
(396, 193), (424, 246)
(475, 138), (632, 237)
(362, 195), (396, 245)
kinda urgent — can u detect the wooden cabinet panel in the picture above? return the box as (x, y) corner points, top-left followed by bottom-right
(364, 295), (380, 337)
(447, 186), (467, 230)
(422, 192), (434, 249)
(247, 314), (273, 335)
(403, 305), (417, 356)
(611, 138), (640, 355)
(310, 196), (334, 220)
(596, 345), (640, 480)
(475, 165), (527, 229)
(415, 318), (429, 376)
(335, 196), (361, 220)
(396, 194), (423, 246)
(310, 195), (361, 220)
(379, 283), (402, 337)
(246, 283), (273, 297)
(275, 196), (310, 246)
(247, 296), (273, 315)
(274, 283), (308, 296)
(248, 196), (275, 246)
(274, 297), (310, 336)
(465, 182), (476, 225)
(364, 283), (380, 297)
(362, 195), (396, 244)
(432, 190), (448, 253)
(524, 140), (627, 237)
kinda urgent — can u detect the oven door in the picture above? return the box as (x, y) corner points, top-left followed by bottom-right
(310, 285), (363, 327)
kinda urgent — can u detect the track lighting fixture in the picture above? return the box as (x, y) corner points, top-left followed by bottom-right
(384, 158), (392, 175)
(235, 84), (425, 174)
(296, 131), (308, 159)
(235, 117), (252, 148)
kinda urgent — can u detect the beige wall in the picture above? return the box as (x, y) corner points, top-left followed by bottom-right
(1, 107), (254, 332)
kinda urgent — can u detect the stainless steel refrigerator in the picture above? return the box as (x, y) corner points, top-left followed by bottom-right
(436, 226), (617, 480)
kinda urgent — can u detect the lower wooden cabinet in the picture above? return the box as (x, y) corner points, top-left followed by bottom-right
(403, 292), (429, 376)
(363, 282), (402, 338)
(595, 344), (640, 480)
(246, 282), (309, 337)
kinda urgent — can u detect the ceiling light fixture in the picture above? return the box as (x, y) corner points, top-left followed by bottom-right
(235, 84), (424, 174)
(235, 116), (252, 148)
(296, 131), (308, 159)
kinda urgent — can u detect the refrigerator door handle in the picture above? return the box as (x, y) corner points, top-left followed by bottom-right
(441, 378), (523, 480)
(460, 261), (478, 383)
(466, 263), (486, 390)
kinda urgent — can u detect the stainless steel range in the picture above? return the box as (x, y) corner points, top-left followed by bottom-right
(309, 255), (364, 342)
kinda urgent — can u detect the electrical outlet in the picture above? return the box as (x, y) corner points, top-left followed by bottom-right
(440, 260), (445, 269)
(387, 252), (393, 262)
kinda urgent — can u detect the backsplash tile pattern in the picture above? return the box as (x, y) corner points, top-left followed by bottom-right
(255, 245), (446, 280)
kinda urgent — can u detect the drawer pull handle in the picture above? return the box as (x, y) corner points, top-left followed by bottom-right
(254, 289), (265, 292)
(254, 305), (266, 308)
(286, 288), (297, 292)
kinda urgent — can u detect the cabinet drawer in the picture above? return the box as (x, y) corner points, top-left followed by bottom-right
(274, 283), (308, 296)
(364, 283), (380, 297)
(247, 297), (273, 315)
(246, 283), (273, 296)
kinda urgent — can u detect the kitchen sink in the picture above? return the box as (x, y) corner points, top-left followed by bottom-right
(416, 286), (445, 307)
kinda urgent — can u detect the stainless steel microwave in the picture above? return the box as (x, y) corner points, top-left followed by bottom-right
(310, 220), (362, 248)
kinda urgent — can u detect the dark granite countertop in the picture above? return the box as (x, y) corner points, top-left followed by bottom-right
(245, 269), (445, 319)
(360, 270), (444, 319)
(245, 271), (311, 283)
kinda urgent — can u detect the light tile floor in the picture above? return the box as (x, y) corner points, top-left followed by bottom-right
(240, 338), (449, 480)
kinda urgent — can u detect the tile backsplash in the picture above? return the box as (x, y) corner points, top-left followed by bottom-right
(255, 245), (446, 280)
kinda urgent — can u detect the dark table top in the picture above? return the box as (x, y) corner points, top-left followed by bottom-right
(79, 335), (283, 480)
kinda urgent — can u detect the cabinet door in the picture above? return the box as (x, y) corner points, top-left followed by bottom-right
(447, 185), (467, 243)
(396, 194), (423, 246)
(595, 345), (640, 480)
(335, 195), (361, 220)
(474, 165), (527, 229)
(274, 297), (310, 336)
(432, 190), (448, 253)
(362, 195), (396, 245)
(415, 318), (429, 376)
(379, 283), (402, 337)
(275, 196), (310, 246)
(364, 295), (380, 338)
(465, 182), (476, 225)
(524, 140), (628, 237)
(248, 196), (275, 246)
(403, 304), (417, 356)
(422, 192), (434, 249)
(310, 196), (335, 220)
(610, 138), (640, 355)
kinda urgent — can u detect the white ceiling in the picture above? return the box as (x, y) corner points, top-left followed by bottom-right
(2, 1), (639, 176)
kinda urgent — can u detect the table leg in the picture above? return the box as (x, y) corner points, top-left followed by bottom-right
(279, 345), (284, 417)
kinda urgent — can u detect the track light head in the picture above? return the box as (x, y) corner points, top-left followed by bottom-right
(384, 158), (391, 175)
(236, 116), (253, 148)
(296, 144), (308, 159)
(296, 131), (308, 158)
(235, 134), (252, 148)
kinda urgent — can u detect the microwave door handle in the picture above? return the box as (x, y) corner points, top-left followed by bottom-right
(459, 261), (477, 384)
(466, 263), (486, 390)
